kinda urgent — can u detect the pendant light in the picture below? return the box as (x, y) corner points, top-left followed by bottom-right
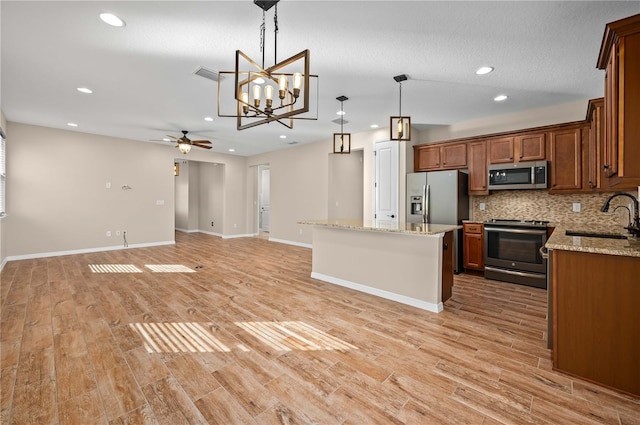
(333, 96), (351, 154)
(390, 74), (411, 141)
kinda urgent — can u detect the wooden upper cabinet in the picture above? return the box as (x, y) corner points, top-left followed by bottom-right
(414, 145), (441, 171)
(488, 137), (514, 164)
(586, 98), (610, 191)
(414, 142), (467, 171)
(468, 141), (488, 195)
(442, 143), (467, 168)
(597, 14), (640, 187)
(489, 134), (545, 164)
(548, 126), (584, 192)
(516, 133), (546, 162)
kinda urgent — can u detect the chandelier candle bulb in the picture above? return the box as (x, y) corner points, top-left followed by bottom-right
(278, 75), (287, 99)
(293, 73), (302, 97)
(265, 85), (274, 113)
(241, 92), (249, 115)
(253, 85), (261, 107)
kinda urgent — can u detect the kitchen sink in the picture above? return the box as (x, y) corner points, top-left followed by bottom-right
(565, 230), (628, 240)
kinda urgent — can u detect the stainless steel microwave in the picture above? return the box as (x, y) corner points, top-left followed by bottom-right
(488, 161), (547, 190)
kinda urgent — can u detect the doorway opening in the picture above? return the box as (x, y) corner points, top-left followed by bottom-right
(257, 165), (270, 238)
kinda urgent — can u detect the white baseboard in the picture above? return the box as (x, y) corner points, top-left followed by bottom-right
(310, 272), (443, 313)
(269, 238), (312, 249)
(0, 257), (7, 273)
(4, 240), (176, 262)
(222, 233), (257, 239)
(197, 230), (224, 238)
(175, 228), (199, 233)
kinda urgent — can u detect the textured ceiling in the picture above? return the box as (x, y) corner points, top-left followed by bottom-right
(2, 1), (639, 156)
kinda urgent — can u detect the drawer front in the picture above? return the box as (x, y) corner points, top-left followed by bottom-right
(464, 223), (483, 234)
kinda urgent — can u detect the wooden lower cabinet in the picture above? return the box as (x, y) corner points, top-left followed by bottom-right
(552, 249), (640, 397)
(463, 223), (484, 271)
(442, 231), (454, 301)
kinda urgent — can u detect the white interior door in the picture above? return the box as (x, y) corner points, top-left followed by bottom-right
(374, 140), (399, 222)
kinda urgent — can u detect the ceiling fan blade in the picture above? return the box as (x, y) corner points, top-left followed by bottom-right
(191, 140), (211, 144)
(193, 143), (212, 150)
(166, 135), (179, 140)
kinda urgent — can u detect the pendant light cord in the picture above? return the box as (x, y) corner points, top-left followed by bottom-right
(399, 82), (402, 116)
(274, 3), (279, 64)
(260, 9), (266, 69)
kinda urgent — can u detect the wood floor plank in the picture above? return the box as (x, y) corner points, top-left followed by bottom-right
(1, 232), (638, 424)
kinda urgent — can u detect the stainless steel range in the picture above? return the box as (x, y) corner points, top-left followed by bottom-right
(484, 219), (549, 289)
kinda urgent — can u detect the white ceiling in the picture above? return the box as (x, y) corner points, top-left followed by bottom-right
(2, 1), (639, 156)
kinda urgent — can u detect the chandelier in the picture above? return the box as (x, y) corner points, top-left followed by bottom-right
(333, 96), (350, 154)
(217, 0), (318, 130)
(390, 74), (411, 141)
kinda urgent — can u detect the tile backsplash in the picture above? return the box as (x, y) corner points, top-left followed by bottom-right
(471, 190), (638, 227)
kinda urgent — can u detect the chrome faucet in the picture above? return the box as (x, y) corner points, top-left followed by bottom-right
(600, 193), (640, 237)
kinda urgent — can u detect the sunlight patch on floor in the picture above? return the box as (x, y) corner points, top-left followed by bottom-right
(145, 264), (196, 273)
(129, 322), (231, 353)
(89, 264), (143, 273)
(235, 321), (358, 351)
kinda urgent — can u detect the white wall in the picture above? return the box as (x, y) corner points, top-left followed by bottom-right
(328, 150), (364, 220)
(198, 162), (224, 233)
(174, 159), (189, 231)
(246, 127), (389, 245)
(0, 110), (7, 268)
(5, 123), (175, 257)
(4, 123), (248, 259)
(419, 99), (589, 143)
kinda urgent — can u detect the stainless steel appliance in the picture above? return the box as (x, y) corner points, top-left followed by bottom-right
(406, 170), (469, 273)
(484, 219), (549, 288)
(488, 161), (547, 190)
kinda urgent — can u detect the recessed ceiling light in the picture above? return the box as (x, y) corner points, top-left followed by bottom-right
(228, 148), (236, 152)
(204, 116), (213, 122)
(67, 122), (78, 127)
(494, 94), (508, 102)
(77, 87), (93, 94)
(280, 135), (287, 139)
(370, 124), (379, 129)
(476, 66), (494, 75)
(99, 13), (125, 27)
(336, 111), (346, 116)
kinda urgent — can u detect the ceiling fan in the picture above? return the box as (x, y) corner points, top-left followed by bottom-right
(163, 130), (212, 154)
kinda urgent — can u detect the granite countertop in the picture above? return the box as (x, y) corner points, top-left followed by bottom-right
(546, 223), (640, 258)
(298, 219), (461, 236)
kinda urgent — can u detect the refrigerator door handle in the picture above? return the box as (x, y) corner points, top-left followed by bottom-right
(424, 185), (430, 223)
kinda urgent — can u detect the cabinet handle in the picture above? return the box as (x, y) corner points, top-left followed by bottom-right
(603, 164), (609, 170)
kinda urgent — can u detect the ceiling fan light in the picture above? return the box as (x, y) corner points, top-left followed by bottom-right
(178, 141), (192, 154)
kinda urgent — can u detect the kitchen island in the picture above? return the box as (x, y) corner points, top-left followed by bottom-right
(546, 224), (640, 397)
(299, 219), (461, 313)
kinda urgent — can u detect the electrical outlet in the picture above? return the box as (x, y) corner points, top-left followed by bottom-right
(572, 202), (581, 213)
(299, 228), (303, 235)
(233, 223), (237, 228)
(106, 231), (112, 237)
(211, 221), (214, 227)
(116, 230), (121, 236)
(479, 202), (486, 211)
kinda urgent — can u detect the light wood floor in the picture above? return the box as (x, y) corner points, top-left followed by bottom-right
(1, 232), (639, 424)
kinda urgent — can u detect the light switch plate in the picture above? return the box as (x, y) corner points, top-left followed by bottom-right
(572, 202), (581, 212)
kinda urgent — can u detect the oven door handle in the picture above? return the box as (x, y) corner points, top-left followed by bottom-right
(484, 226), (547, 235)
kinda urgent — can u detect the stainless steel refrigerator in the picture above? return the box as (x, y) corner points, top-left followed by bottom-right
(406, 170), (469, 273)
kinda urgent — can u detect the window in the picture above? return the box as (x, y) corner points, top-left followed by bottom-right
(0, 134), (5, 217)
